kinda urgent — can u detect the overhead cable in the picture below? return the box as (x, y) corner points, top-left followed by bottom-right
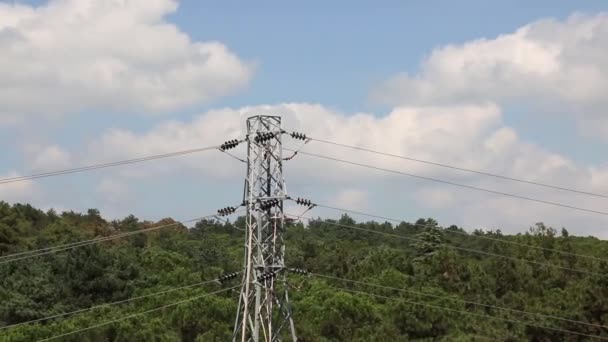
(286, 214), (605, 278)
(296, 133), (608, 199)
(0, 144), (229, 186)
(330, 285), (608, 340)
(36, 285), (240, 342)
(312, 273), (608, 330)
(0, 209), (244, 265)
(311, 202), (608, 264)
(285, 149), (608, 217)
(1, 277), (232, 330)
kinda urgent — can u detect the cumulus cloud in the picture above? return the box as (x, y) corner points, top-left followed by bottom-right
(416, 188), (455, 209)
(373, 13), (608, 140)
(0, 171), (36, 203)
(86, 107), (249, 180)
(84, 103), (514, 184)
(1, 4), (604, 236)
(78, 102), (608, 236)
(329, 189), (369, 211)
(0, 0), (252, 122)
(25, 144), (71, 171)
(590, 165), (608, 193)
(96, 178), (131, 203)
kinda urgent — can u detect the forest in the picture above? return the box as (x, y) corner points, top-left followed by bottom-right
(1, 201), (608, 341)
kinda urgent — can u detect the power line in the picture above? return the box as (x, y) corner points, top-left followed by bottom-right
(0, 145), (223, 186)
(310, 202), (608, 264)
(221, 149), (247, 163)
(0, 218), (198, 263)
(0, 210), (244, 265)
(312, 273), (608, 330)
(329, 285), (608, 340)
(1, 277), (228, 330)
(37, 285), (240, 342)
(299, 134), (608, 200)
(285, 148), (608, 217)
(286, 214), (605, 278)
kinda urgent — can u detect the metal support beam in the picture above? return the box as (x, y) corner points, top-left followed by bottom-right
(233, 115), (297, 342)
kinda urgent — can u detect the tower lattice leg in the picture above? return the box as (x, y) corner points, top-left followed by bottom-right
(233, 115), (297, 342)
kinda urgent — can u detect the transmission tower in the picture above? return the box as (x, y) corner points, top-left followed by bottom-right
(233, 115), (297, 342)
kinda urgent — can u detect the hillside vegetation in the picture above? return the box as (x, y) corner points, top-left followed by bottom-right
(1, 201), (608, 341)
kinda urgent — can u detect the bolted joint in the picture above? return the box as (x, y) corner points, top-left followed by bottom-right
(290, 132), (307, 141)
(257, 270), (277, 282)
(260, 199), (280, 211)
(217, 206), (237, 216)
(288, 268), (309, 276)
(220, 139), (240, 151)
(295, 197), (314, 207)
(254, 132), (275, 143)
(218, 272), (240, 283)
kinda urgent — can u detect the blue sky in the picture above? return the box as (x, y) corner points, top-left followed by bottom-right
(171, 0), (607, 108)
(1, 0), (607, 236)
(175, 0), (608, 163)
(100, 3), (608, 155)
(5, 0), (608, 157)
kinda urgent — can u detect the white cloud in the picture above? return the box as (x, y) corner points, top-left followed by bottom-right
(1, 6), (604, 236)
(84, 103), (511, 184)
(373, 13), (608, 140)
(86, 107), (250, 180)
(590, 166), (608, 193)
(96, 178), (131, 203)
(329, 189), (369, 211)
(0, 171), (36, 203)
(453, 187), (608, 237)
(0, 0), (252, 122)
(416, 188), (455, 209)
(25, 144), (71, 171)
(78, 102), (608, 236)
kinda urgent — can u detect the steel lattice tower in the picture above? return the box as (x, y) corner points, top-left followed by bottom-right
(233, 115), (297, 342)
